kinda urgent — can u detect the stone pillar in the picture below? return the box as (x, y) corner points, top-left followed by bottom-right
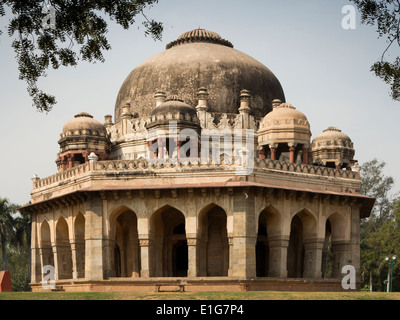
(268, 235), (289, 278)
(61, 156), (68, 171)
(302, 238), (324, 278)
(67, 154), (74, 169)
(196, 88), (208, 128)
(154, 91), (166, 107)
(289, 143), (297, 163)
(121, 103), (132, 135)
(139, 238), (151, 277)
(230, 188), (257, 279)
(85, 193), (104, 281)
(158, 138), (165, 160)
(228, 237), (234, 277)
(270, 144), (278, 161)
(30, 216), (40, 283)
(51, 243), (59, 281)
(258, 146), (266, 159)
(302, 148), (309, 165)
(71, 242), (78, 279)
(187, 238), (198, 277)
(331, 240), (349, 278)
(239, 89), (251, 129)
(349, 204), (362, 283)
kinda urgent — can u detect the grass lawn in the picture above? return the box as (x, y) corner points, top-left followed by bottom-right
(0, 291), (399, 300)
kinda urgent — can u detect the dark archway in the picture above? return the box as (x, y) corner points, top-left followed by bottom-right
(198, 204), (229, 277)
(150, 206), (187, 277)
(287, 215), (304, 278)
(111, 208), (140, 277)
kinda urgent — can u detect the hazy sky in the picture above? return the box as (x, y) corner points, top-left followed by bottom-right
(1, 0), (399, 206)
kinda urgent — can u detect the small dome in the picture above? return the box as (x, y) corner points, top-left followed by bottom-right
(63, 112), (107, 136)
(147, 97), (200, 133)
(258, 102), (311, 147)
(312, 127), (353, 145)
(310, 127), (355, 168)
(151, 96), (197, 117)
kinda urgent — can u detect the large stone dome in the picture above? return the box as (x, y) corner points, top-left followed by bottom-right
(114, 28), (285, 123)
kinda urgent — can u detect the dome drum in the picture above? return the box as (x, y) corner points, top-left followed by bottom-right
(310, 127), (355, 170)
(57, 112), (111, 171)
(257, 102), (311, 164)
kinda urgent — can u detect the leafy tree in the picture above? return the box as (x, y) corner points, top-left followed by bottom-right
(350, 0), (400, 101)
(359, 159), (399, 291)
(0, 0), (163, 112)
(0, 197), (18, 270)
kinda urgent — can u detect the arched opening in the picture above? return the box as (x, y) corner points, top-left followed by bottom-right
(198, 204), (229, 277)
(40, 220), (54, 280)
(74, 213), (85, 278)
(256, 212), (269, 277)
(56, 217), (73, 279)
(150, 206), (187, 277)
(287, 215), (304, 278)
(112, 209), (139, 277)
(287, 210), (317, 278)
(325, 212), (347, 278)
(322, 219), (332, 278)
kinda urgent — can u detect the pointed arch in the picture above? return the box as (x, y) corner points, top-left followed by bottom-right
(287, 209), (318, 278)
(109, 206), (139, 278)
(56, 217), (73, 279)
(149, 205), (187, 277)
(324, 211), (347, 278)
(198, 203), (229, 277)
(40, 220), (54, 277)
(256, 205), (282, 277)
(74, 213), (85, 278)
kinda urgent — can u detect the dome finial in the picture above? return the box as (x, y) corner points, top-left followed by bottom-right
(166, 28), (233, 49)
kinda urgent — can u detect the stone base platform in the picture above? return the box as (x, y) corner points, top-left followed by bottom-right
(31, 277), (356, 293)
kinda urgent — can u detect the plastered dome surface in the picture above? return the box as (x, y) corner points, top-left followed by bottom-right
(114, 29), (285, 123)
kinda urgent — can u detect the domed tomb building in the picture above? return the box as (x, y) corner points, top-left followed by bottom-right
(22, 29), (374, 292)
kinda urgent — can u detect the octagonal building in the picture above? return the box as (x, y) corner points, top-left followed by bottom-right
(21, 29), (374, 292)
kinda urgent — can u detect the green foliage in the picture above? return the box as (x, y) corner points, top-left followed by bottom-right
(359, 159), (400, 291)
(1, 0), (163, 112)
(0, 196), (31, 291)
(350, 0), (400, 101)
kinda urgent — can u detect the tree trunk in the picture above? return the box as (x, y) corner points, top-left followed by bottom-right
(369, 270), (373, 292)
(1, 233), (7, 271)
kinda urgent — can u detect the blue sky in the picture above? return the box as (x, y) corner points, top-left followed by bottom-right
(1, 0), (399, 205)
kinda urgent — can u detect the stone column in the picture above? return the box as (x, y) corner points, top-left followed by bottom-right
(30, 216), (40, 283)
(51, 243), (59, 281)
(302, 148), (309, 165)
(139, 238), (151, 277)
(349, 203), (362, 283)
(71, 242), (78, 279)
(85, 193), (104, 281)
(258, 146), (266, 159)
(67, 154), (74, 169)
(230, 188), (257, 279)
(289, 143), (297, 163)
(187, 238), (198, 277)
(269, 144), (278, 161)
(331, 240), (349, 278)
(302, 238), (324, 278)
(268, 235), (289, 278)
(228, 237), (234, 277)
